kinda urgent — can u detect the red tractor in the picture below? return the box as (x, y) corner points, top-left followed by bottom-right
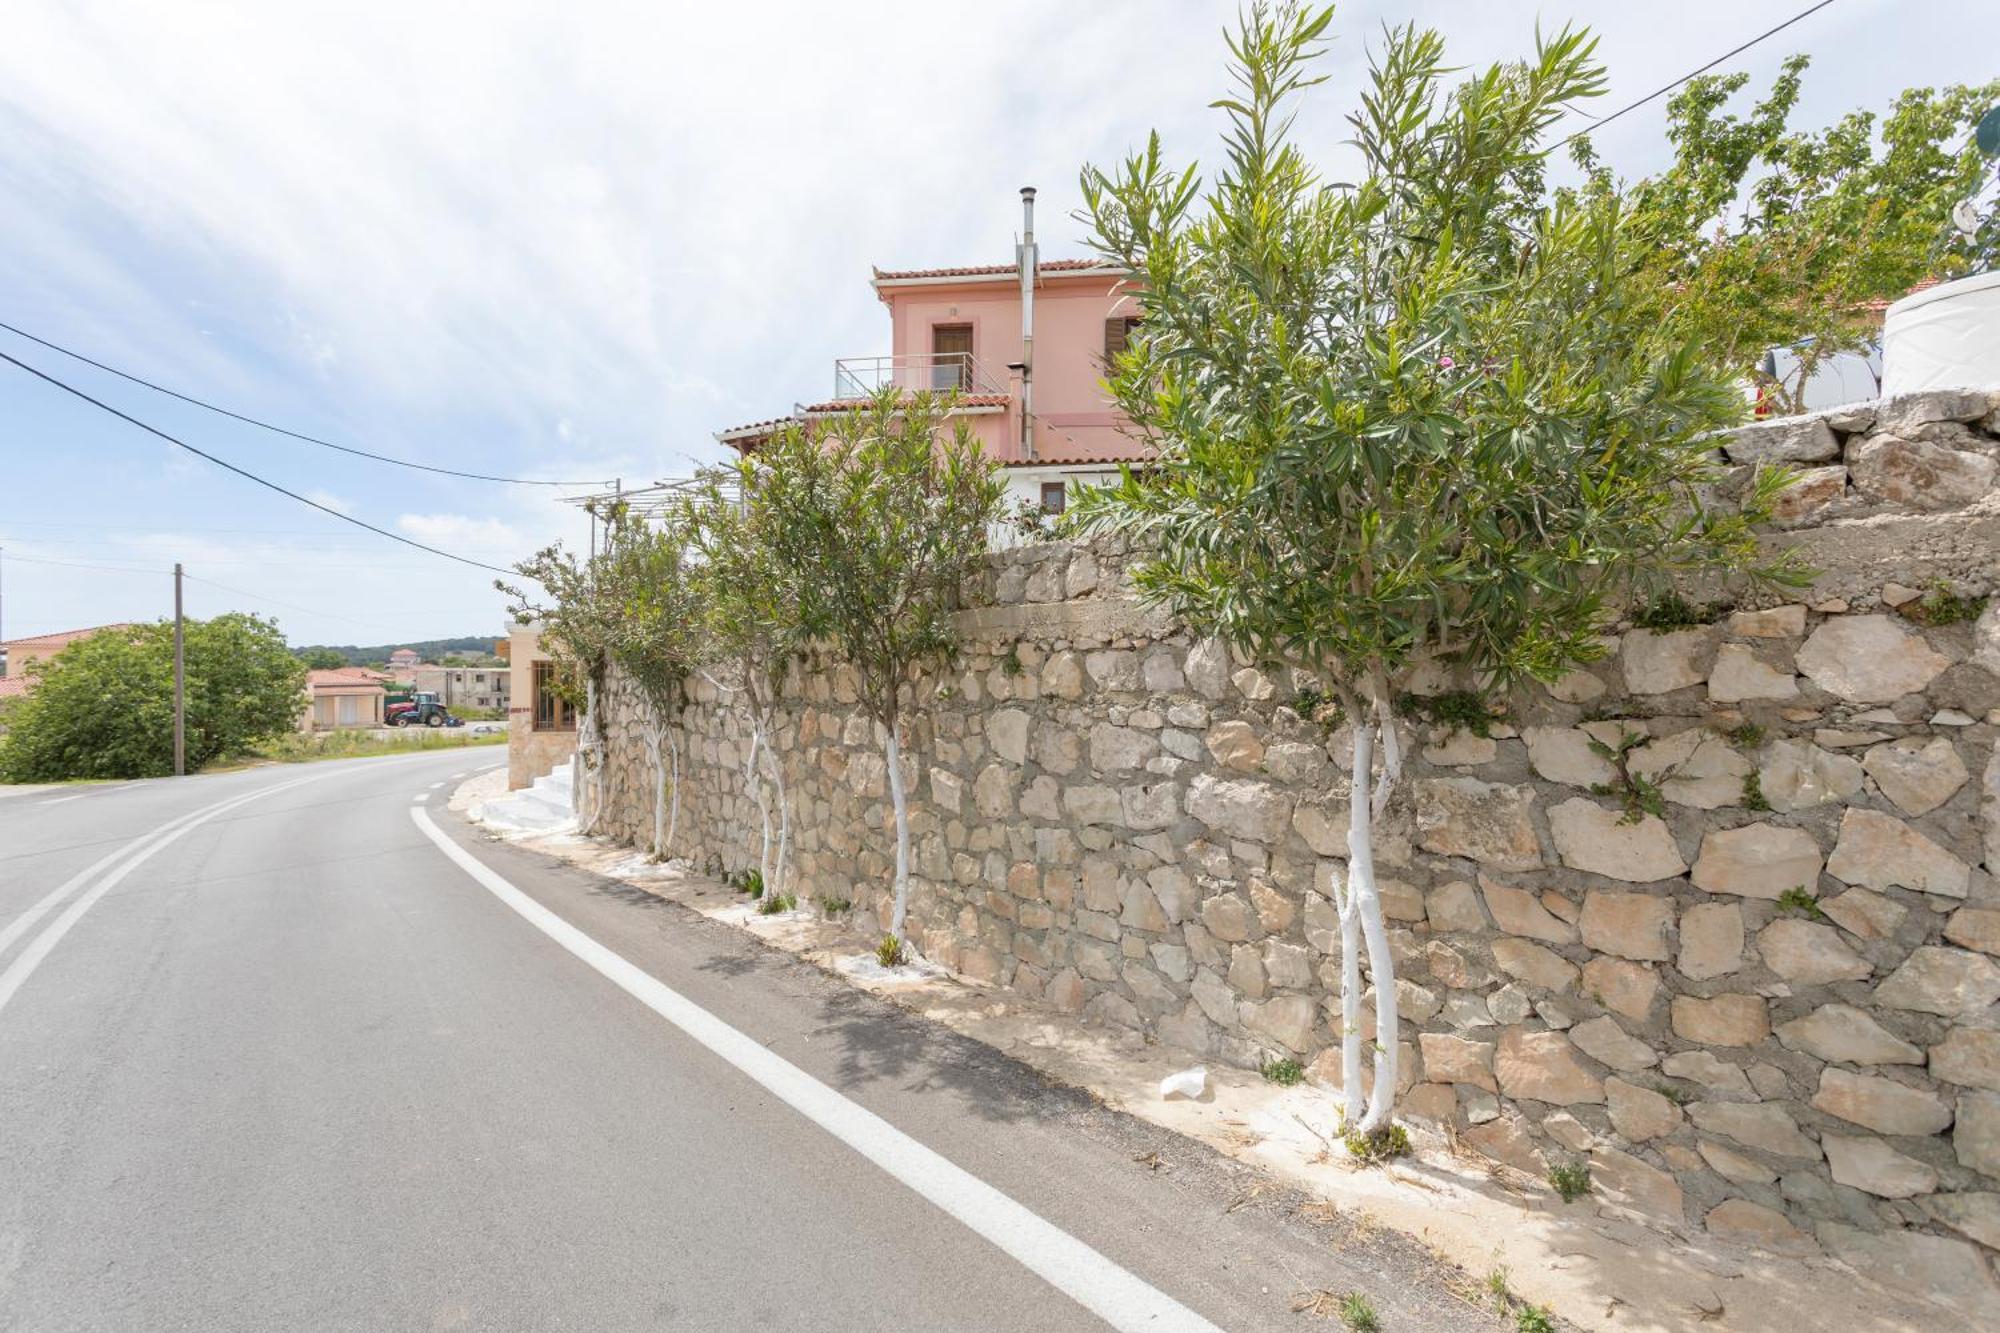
(386, 691), (460, 728)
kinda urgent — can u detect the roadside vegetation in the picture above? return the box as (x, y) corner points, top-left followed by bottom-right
(242, 728), (506, 765)
(0, 613), (303, 781)
(504, 387), (1004, 952)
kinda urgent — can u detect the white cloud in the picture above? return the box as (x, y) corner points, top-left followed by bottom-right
(395, 512), (526, 555)
(303, 488), (351, 515)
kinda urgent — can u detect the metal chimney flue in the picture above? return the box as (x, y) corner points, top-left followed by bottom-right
(1018, 187), (1037, 461)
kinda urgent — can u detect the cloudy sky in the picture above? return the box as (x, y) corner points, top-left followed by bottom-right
(1, 0), (1993, 646)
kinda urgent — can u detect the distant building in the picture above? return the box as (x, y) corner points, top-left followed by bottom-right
(1, 623), (135, 680)
(505, 621), (575, 789)
(387, 647), (423, 669)
(411, 663), (510, 713)
(717, 189), (1150, 518)
(302, 667), (388, 731)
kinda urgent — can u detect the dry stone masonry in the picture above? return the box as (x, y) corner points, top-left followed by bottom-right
(590, 393), (2000, 1275)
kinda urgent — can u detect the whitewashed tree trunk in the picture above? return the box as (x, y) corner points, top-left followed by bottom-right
(578, 677), (607, 835)
(1332, 862), (1366, 1127)
(640, 695), (669, 858)
(885, 722), (912, 942)
(664, 724), (681, 856)
(744, 707), (772, 894)
(1344, 700), (1405, 1135)
(760, 733), (790, 903)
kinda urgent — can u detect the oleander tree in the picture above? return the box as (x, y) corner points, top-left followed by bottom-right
(1576, 58), (2000, 413)
(755, 389), (1004, 954)
(682, 465), (803, 902)
(600, 505), (708, 860)
(1070, 3), (1801, 1140)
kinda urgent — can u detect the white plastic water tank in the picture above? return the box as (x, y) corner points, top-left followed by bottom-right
(1881, 270), (2000, 395)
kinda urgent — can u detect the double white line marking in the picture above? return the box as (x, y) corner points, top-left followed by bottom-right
(0, 771), (334, 1018)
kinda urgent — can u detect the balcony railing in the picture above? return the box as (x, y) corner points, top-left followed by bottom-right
(831, 353), (1008, 401)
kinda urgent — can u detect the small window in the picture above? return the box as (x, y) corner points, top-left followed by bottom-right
(532, 661), (576, 732)
(1040, 481), (1067, 514)
(1103, 316), (1142, 364)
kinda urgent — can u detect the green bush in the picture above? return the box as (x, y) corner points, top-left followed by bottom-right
(1343, 1123), (1411, 1164)
(0, 614), (304, 781)
(1547, 1160), (1592, 1203)
(1260, 1056), (1306, 1086)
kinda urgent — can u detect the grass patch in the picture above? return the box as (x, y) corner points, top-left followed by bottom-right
(1898, 583), (1987, 627)
(1339, 1292), (1379, 1333)
(1260, 1056), (1305, 1086)
(1777, 886), (1824, 918)
(1342, 1122), (1411, 1164)
(1394, 689), (1497, 738)
(1547, 1160), (1592, 1203)
(756, 893), (796, 916)
(815, 894), (852, 916)
(245, 728), (507, 764)
(726, 868), (765, 898)
(875, 933), (908, 968)
(1631, 591), (1730, 630)
(1723, 720), (1765, 749)
(1588, 729), (1666, 825)
(1000, 644), (1025, 677)
(1290, 686), (1346, 736)
(1740, 771), (1771, 811)
(1516, 1306), (1556, 1333)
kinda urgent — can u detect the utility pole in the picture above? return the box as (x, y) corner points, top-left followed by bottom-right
(173, 562), (186, 777)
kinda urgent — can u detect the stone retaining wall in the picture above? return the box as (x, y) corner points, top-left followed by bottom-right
(590, 392), (2000, 1275)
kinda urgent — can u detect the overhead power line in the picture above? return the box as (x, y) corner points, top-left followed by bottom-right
(0, 551), (467, 635)
(1557, 0), (1839, 150)
(180, 572), (439, 636)
(0, 348), (527, 579)
(0, 318), (612, 488)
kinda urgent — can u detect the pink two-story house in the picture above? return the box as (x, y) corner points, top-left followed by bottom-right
(717, 189), (1150, 516)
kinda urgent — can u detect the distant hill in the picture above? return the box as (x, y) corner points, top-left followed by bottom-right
(293, 635), (502, 666)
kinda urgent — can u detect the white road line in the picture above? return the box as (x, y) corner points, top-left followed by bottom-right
(33, 781), (145, 807)
(0, 772), (336, 1018)
(409, 807), (1222, 1333)
(0, 788), (255, 959)
(428, 781), (444, 790)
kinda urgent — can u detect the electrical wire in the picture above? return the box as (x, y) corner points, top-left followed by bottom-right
(0, 348), (529, 579)
(0, 553), (469, 636)
(180, 572), (446, 635)
(1556, 0), (1839, 151)
(0, 317), (613, 488)
(0, 552), (164, 574)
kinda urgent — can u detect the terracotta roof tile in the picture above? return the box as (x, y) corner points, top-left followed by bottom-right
(306, 667), (390, 688)
(1860, 275), (1945, 315)
(719, 394), (1015, 443)
(0, 622), (136, 651)
(872, 258), (1118, 282)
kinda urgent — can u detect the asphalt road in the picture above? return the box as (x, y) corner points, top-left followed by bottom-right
(0, 752), (1494, 1332)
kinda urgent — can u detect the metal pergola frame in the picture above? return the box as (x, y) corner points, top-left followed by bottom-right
(559, 473), (742, 556)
